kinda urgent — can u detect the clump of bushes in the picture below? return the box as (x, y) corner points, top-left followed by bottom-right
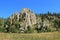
(0, 27), (5, 32)
(24, 25), (34, 33)
(0, 20), (60, 33)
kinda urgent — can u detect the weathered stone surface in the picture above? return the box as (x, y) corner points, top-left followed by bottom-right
(8, 8), (37, 31)
(20, 8), (36, 27)
(9, 12), (19, 25)
(43, 18), (50, 27)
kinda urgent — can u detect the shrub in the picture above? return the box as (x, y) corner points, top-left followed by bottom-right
(9, 26), (19, 33)
(0, 27), (5, 32)
(24, 25), (33, 33)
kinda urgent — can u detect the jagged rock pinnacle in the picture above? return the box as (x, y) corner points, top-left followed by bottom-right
(20, 8), (36, 27)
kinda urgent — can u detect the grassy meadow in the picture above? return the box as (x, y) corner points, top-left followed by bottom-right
(0, 32), (60, 40)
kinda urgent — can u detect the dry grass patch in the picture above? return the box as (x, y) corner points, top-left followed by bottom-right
(0, 32), (60, 40)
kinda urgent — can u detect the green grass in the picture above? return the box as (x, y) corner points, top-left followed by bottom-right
(0, 32), (60, 40)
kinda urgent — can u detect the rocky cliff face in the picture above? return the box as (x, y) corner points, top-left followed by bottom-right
(20, 8), (36, 27)
(3, 8), (60, 33)
(9, 8), (36, 28)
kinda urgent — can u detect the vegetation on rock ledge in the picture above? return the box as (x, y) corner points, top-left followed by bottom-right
(0, 8), (60, 33)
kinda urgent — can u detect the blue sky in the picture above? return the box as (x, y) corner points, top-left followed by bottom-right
(0, 0), (60, 18)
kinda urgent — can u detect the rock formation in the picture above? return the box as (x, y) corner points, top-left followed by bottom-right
(8, 8), (36, 31)
(20, 8), (36, 27)
(1, 8), (60, 33)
